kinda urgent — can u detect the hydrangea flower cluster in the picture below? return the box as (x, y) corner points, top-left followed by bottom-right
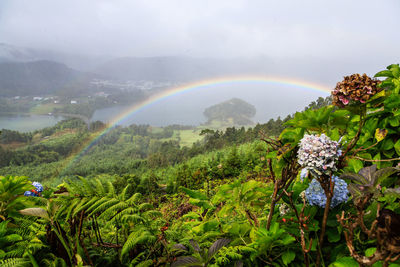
(278, 203), (290, 216)
(297, 134), (341, 176)
(24, 181), (43, 197)
(305, 176), (349, 208)
(331, 73), (381, 107)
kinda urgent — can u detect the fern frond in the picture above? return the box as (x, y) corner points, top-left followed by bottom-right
(64, 198), (81, 221)
(85, 197), (110, 214)
(126, 192), (142, 204)
(120, 214), (145, 224)
(121, 230), (156, 259)
(107, 207), (135, 223)
(73, 196), (99, 216)
(138, 203), (153, 211)
(105, 181), (115, 197)
(88, 198), (119, 217)
(120, 185), (131, 202)
(143, 210), (162, 219)
(98, 202), (129, 221)
(76, 176), (94, 195)
(94, 179), (106, 195)
(0, 257), (30, 267)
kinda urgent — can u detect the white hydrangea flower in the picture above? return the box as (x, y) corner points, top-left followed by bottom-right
(297, 134), (341, 177)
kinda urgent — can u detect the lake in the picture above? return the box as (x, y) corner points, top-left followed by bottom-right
(0, 83), (327, 132)
(0, 114), (67, 132)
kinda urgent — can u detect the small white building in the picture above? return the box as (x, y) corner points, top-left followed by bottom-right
(70, 100), (78, 104)
(33, 97), (43, 101)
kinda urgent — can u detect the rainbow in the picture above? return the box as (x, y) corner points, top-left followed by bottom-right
(59, 75), (331, 175)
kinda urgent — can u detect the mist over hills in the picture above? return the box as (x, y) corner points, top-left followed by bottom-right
(0, 43), (345, 102)
(94, 56), (276, 81)
(0, 60), (98, 97)
(0, 43), (110, 71)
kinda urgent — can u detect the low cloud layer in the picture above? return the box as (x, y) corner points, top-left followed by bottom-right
(0, 0), (399, 61)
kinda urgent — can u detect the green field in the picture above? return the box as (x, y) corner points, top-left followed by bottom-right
(30, 103), (60, 114)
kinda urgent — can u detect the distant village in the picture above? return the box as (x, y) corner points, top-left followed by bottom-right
(9, 79), (181, 106)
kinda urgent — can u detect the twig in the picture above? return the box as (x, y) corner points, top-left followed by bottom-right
(352, 156), (400, 162)
(352, 141), (380, 155)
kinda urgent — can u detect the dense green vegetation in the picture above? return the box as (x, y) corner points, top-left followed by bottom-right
(1, 64), (400, 266)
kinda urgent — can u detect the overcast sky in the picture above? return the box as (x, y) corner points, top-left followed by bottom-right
(0, 0), (399, 60)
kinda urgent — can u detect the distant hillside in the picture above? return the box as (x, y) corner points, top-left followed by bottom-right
(204, 98), (256, 125)
(0, 43), (37, 62)
(0, 43), (110, 71)
(95, 56), (274, 81)
(0, 60), (96, 97)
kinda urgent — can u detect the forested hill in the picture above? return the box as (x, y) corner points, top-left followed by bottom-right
(0, 60), (97, 97)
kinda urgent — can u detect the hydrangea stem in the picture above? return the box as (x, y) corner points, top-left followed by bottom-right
(315, 175), (335, 267)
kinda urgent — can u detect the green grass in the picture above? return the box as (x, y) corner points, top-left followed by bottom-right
(30, 103), (60, 114)
(177, 129), (203, 147)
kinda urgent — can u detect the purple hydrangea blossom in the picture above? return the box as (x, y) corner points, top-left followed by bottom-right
(305, 176), (349, 208)
(297, 134), (341, 176)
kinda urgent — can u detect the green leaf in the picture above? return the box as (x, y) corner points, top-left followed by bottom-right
(389, 117), (400, 127)
(394, 140), (400, 156)
(347, 158), (363, 173)
(374, 70), (394, 78)
(180, 187), (208, 200)
(384, 187), (400, 197)
(327, 228), (341, 243)
(380, 138), (394, 150)
(281, 234), (296, 245)
(281, 250), (296, 265)
(329, 257), (358, 267)
(373, 153), (381, 169)
(365, 247), (376, 257)
(389, 64), (400, 78)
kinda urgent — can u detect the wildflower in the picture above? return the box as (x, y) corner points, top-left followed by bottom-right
(305, 176), (349, 208)
(297, 134), (341, 177)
